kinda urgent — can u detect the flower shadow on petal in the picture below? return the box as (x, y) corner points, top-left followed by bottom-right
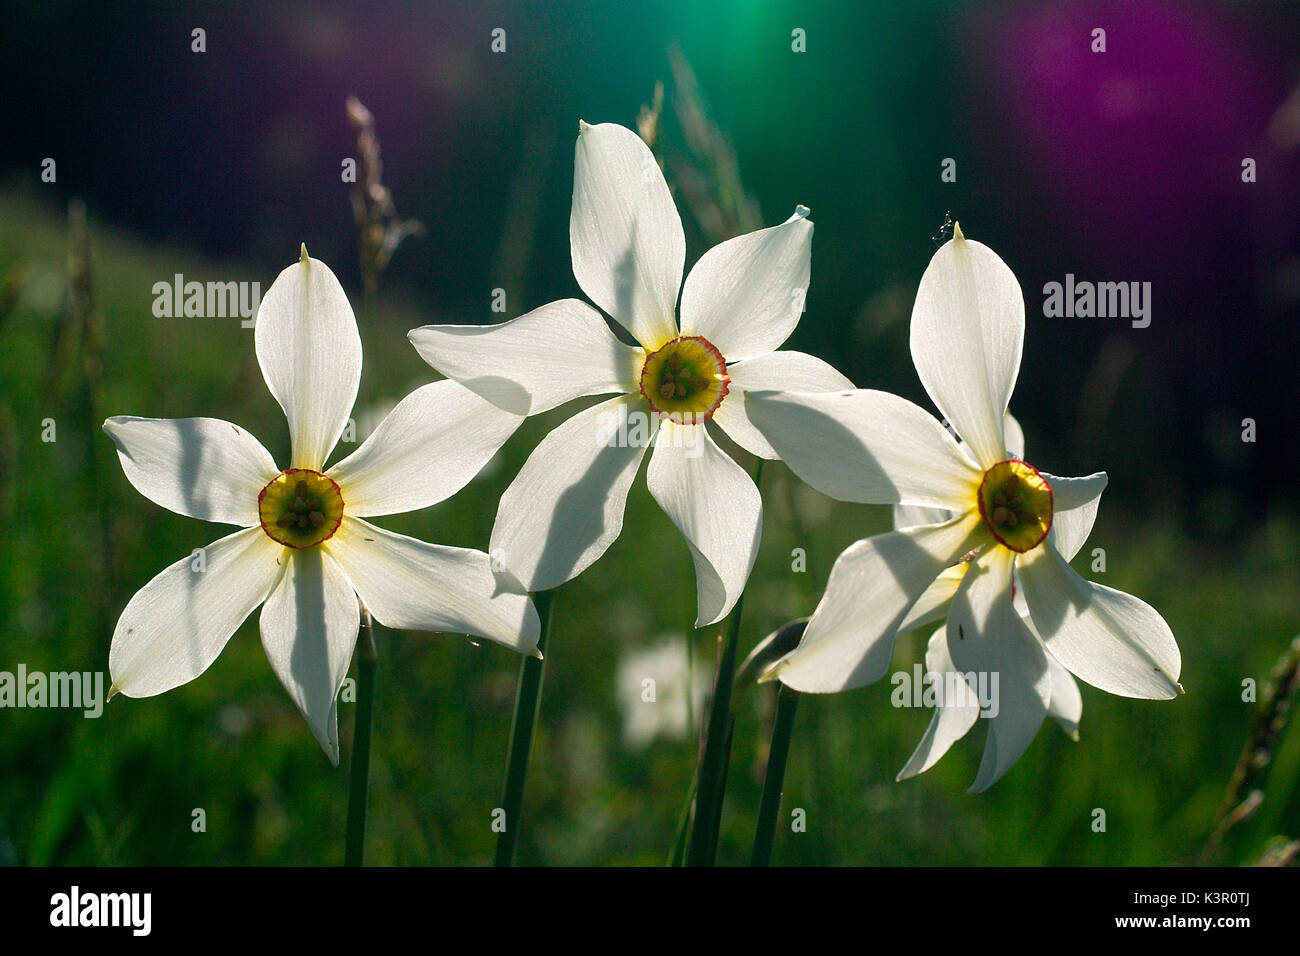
(290, 548), (334, 712)
(442, 375), (533, 417)
(532, 439), (644, 586)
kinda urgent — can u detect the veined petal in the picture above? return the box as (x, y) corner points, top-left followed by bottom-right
(1040, 471), (1107, 562)
(745, 388), (982, 508)
(897, 626), (982, 780)
(109, 526), (282, 698)
(103, 416), (279, 526)
(711, 350), (854, 459)
(893, 503), (956, 531)
(1046, 653), (1083, 740)
(329, 518), (540, 656)
(1019, 542), (1182, 699)
(892, 410), (1020, 529)
(328, 380), (522, 517)
(571, 122), (683, 349)
(946, 548), (1052, 793)
(490, 393), (655, 592)
(407, 299), (642, 416)
(259, 545), (359, 765)
(646, 421), (762, 627)
(1003, 411), (1026, 459)
(255, 252), (362, 471)
(678, 207), (813, 360)
(897, 563), (967, 633)
(770, 513), (983, 692)
(910, 229), (1024, 469)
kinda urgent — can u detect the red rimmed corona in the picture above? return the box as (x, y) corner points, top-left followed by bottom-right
(638, 335), (730, 424)
(976, 459), (1053, 553)
(258, 468), (345, 549)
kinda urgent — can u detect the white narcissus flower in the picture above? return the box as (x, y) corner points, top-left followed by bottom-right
(747, 224), (1182, 791)
(891, 414), (1086, 790)
(104, 248), (540, 764)
(409, 121), (851, 626)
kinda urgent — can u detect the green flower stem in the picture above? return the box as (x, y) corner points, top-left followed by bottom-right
(666, 769), (698, 866)
(493, 588), (555, 867)
(687, 459), (763, 866)
(751, 683), (800, 866)
(344, 610), (378, 867)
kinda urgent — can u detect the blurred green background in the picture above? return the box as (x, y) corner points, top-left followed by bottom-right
(1, 0), (1298, 865)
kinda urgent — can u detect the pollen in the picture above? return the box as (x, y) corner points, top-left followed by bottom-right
(639, 335), (730, 424)
(258, 469), (345, 549)
(976, 460), (1053, 553)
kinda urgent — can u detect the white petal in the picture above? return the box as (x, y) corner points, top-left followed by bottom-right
(490, 393), (655, 592)
(679, 207), (813, 360)
(1019, 543), (1182, 699)
(255, 253), (362, 470)
(1041, 471), (1107, 562)
(103, 416), (279, 526)
(1046, 654), (1083, 740)
(893, 503), (955, 531)
(259, 545), (359, 765)
(571, 122), (683, 349)
(109, 526), (282, 697)
(771, 513), (983, 692)
(897, 563), (967, 633)
(328, 380), (522, 517)
(1003, 411), (1025, 459)
(891, 409), (1021, 525)
(711, 350), (854, 459)
(407, 299), (642, 415)
(646, 422), (762, 626)
(745, 388), (982, 508)
(897, 626), (982, 780)
(910, 230), (1024, 469)
(946, 549), (1052, 793)
(329, 518), (540, 656)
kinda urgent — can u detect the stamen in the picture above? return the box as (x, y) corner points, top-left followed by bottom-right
(258, 469), (345, 549)
(976, 460), (1053, 553)
(639, 335), (731, 424)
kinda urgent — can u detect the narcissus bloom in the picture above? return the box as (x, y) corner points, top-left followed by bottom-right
(105, 248), (539, 763)
(748, 225), (1182, 789)
(891, 416), (1086, 791)
(410, 122), (850, 626)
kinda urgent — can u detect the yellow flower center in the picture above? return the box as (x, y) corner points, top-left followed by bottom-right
(258, 469), (345, 549)
(639, 335), (730, 424)
(977, 460), (1053, 553)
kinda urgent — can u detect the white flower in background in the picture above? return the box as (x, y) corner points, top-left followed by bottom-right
(891, 414), (1085, 790)
(616, 636), (710, 750)
(410, 121), (850, 626)
(747, 224), (1182, 790)
(104, 248), (539, 764)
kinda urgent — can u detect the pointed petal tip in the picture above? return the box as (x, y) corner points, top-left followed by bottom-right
(952, 221), (965, 242)
(578, 119), (592, 134)
(106, 682), (121, 703)
(757, 661), (785, 685)
(532, 647), (545, 661)
(299, 242), (309, 265)
(794, 204), (811, 219)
